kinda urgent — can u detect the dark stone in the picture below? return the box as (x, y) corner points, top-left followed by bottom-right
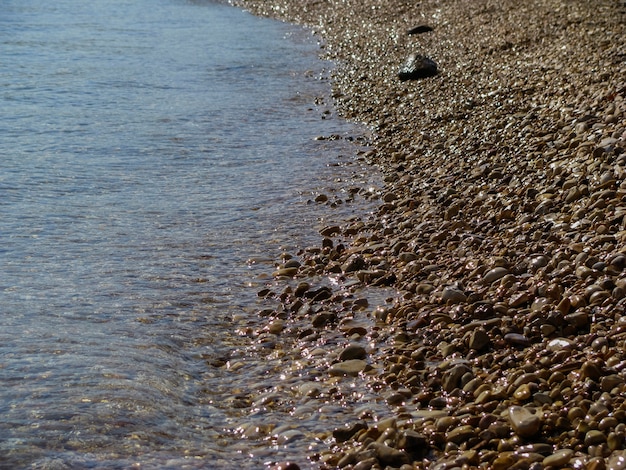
(407, 24), (434, 34)
(304, 286), (332, 301)
(294, 282), (310, 297)
(332, 421), (367, 443)
(372, 443), (411, 467)
(398, 54), (438, 81)
(312, 311), (336, 327)
(339, 344), (367, 361)
(342, 254), (366, 273)
(269, 463), (301, 470)
(398, 430), (428, 455)
(504, 333), (531, 347)
(320, 225), (341, 237)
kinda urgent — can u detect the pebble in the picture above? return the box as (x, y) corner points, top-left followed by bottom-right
(442, 287), (467, 303)
(508, 406), (541, 438)
(468, 328), (490, 350)
(333, 421), (368, 443)
(407, 24), (433, 34)
(269, 463), (301, 470)
(442, 363), (472, 392)
(446, 425), (475, 444)
(482, 267), (510, 284)
(585, 430), (608, 446)
(546, 337), (575, 351)
(339, 344), (367, 361)
(370, 442), (410, 467)
(328, 359), (369, 376)
(397, 53), (438, 81)
(608, 452), (626, 470)
(504, 333), (531, 347)
(543, 449), (574, 467)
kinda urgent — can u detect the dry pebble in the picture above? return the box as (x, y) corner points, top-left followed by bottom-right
(230, 0), (626, 467)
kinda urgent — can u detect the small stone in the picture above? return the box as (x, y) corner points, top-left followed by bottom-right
(608, 432), (625, 451)
(442, 364), (472, 392)
(568, 406), (586, 422)
(529, 255), (549, 271)
(508, 406), (541, 438)
(469, 328), (490, 350)
(531, 297), (550, 312)
(504, 333), (531, 347)
(336, 452), (357, 468)
(588, 457), (608, 470)
(512, 373), (539, 388)
(581, 360), (603, 381)
(482, 267), (510, 284)
(513, 384), (532, 401)
(509, 292), (529, 307)
(599, 417), (619, 431)
(564, 311), (589, 329)
(416, 283), (435, 294)
(386, 392), (406, 406)
(353, 458), (377, 470)
(320, 225), (341, 237)
(540, 324), (557, 337)
(333, 421), (367, 443)
(442, 287), (467, 303)
(565, 187), (583, 203)
(339, 344), (367, 361)
(281, 259), (301, 269)
(546, 337), (575, 351)
(328, 359), (368, 376)
(298, 382), (320, 397)
(607, 451), (626, 470)
(601, 374), (625, 392)
(519, 443), (552, 455)
(398, 430), (427, 453)
(371, 443), (410, 467)
(543, 449), (573, 467)
(407, 24), (434, 34)
(492, 454), (516, 470)
(312, 312), (335, 327)
(305, 286), (333, 301)
(376, 417), (397, 433)
(342, 255), (366, 273)
(446, 425), (475, 444)
(273, 267), (298, 277)
(382, 191), (397, 202)
(269, 462), (301, 470)
(276, 429), (305, 445)
(585, 430), (607, 446)
(268, 319), (284, 334)
(294, 282), (310, 297)
(398, 53), (438, 81)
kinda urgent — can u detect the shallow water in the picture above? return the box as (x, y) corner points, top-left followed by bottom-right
(0, 0), (384, 468)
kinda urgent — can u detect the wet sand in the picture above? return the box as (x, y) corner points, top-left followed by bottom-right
(232, 0), (626, 468)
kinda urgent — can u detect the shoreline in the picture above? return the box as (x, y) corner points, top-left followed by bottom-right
(233, 0), (626, 468)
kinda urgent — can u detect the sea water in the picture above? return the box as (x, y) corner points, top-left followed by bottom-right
(0, 0), (380, 467)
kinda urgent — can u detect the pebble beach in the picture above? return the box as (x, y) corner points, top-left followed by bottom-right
(230, 0), (626, 468)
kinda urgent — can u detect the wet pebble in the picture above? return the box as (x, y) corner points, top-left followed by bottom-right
(442, 287), (467, 303)
(339, 344), (367, 361)
(482, 267), (510, 284)
(508, 406), (541, 438)
(328, 359), (369, 376)
(543, 449), (574, 467)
